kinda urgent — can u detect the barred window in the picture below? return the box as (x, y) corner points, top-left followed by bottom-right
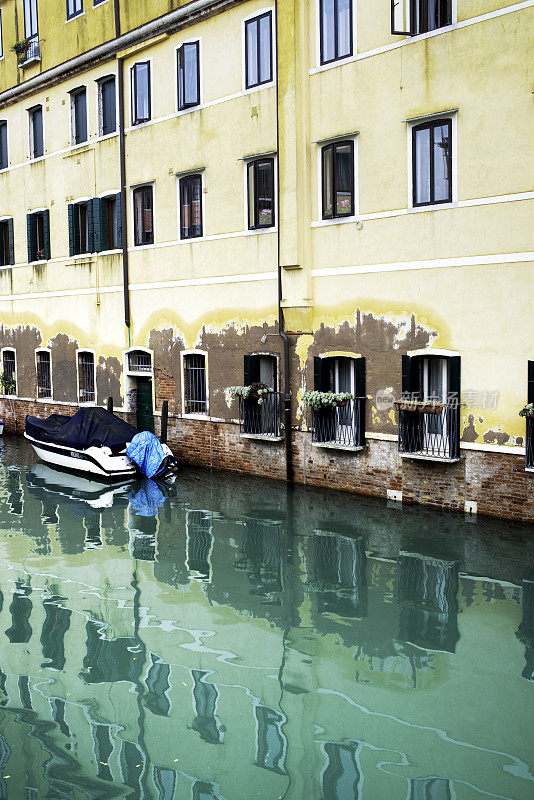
(77, 351), (95, 403)
(36, 350), (52, 399)
(128, 350), (152, 373)
(2, 350), (16, 395)
(184, 353), (207, 415)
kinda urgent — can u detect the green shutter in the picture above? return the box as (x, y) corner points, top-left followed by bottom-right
(448, 356), (461, 405)
(92, 198), (101, 252)
(42, 210), (51, 260)
(402, 354), (422, 398)
(7, 218), (14, 265)
(27, 214), (37, 263)
(243, 354), (255, 386)
(116, 192), (123, 249)
(68, 204), (75, 257)
(355, 357), (366, 445)
(86, 201), (94, 253)
(401, 355), (411, 396)
(73, 206), (81, 256)
(528, 361), (534, 404)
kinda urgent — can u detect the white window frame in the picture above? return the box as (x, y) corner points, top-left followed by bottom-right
(129, 58), (153, 129)
(241, 6), (276, 94)
(123, 347), (155, 416)
(35, 347), (53, 401)
(177, 170), (205, 242)
(0, 120), (8, 171)
(315, 0), (357, 70)
(131, 181), (156, 249)
(242, 152), (278, 234)
(96, 73), (117, 140)
(174, 37), (203, 116)
(315, 133), (358, 225)
(181, 349), (209, 418)
(28, 104), (45, 161)
(76, 348), (97, 406)
(0, 9), (3, 60)
(1, 348), (17, 397)
(407, 110), (457, 212)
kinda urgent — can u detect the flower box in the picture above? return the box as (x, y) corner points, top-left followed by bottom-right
(394, 400), (444, 415)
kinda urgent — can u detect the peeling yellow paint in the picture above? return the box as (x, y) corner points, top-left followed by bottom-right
(295, 335), (314, 370)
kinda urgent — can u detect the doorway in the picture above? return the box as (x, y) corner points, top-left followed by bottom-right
(135, 377), (154, 433)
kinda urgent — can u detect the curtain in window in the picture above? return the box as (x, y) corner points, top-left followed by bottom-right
(321, 0), (336, 63)
(259, 14), (272, 83)
(414, 126), (431, 204)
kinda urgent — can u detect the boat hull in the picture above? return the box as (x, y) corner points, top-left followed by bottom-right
(24, 433), (137, 481)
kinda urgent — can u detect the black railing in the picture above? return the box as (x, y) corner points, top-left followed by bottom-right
(311, 397), (365, 448)
(398, 404), (460, 460)
(527, 417), (534, 469)
(239, 392), (283, 438)
(23, 36), (40, 63)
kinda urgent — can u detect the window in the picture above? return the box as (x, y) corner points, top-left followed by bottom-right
(0, 219), (14, 266)
(95, 194), (121, 251)
(179, 175), (203, 239)
(322, 743), (361, 799)
(254, 706), (287, 774)
(0, 121), (8, 169)
(0, 10), (3, 59)
(98, 76), (116, 136)
(245, 12), (273, 89)
(183, 353), (207, 415)
(240, 355), (281, 437)
(412, 118), (452, 206)
(24, 0), (39, 56)
(244, 354), (277, 389)
(127, 350), (152, 373)
(29, 105), (44, 159)
(313, 355), (366, 447)
(192, 670), (222, 743)
(70, 87), (87, 145)
(133, 186), (154, 246)
(320, 0), (353, 65)
(392, 0), (452, 36)
(2, 350), (17, 396)
(68, 202), (93, 255)
(177, 42), (200, 110)
(36, 350), (52, 399)
(67, 0), (83, 20)
(247, 158), (275, 230)
(131, 62), (151, 125)
(77, 351), (95, 403)
(321, 140), (354, 219)
(27, 210), (50, 262)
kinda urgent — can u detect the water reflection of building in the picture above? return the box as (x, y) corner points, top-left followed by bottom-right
(517, 572), (534, 681)
(186, 510), (214, 582)
(320, 741), (362, 800)
(397, 552), (460, 653)
(307, 532), (367, 621)
(234, 517), (284, 606)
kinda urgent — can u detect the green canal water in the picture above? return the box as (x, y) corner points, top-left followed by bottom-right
(0, 438), (533, 800)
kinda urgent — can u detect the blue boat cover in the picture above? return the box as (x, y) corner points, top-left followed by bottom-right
(126, 431), (169, 478)
(129, 479), (167, 517)
(26, 408), (137, 454)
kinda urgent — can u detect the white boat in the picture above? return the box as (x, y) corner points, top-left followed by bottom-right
(25, 407), (138, 481)
(27, 462), (134, 509)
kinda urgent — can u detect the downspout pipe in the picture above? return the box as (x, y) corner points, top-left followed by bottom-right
(114, 0), (130, 333)
(274, 0), (293, 483)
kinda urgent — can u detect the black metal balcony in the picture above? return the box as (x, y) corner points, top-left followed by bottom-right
(311, 397), (365, 449)
(526, 417), (534, 469)
(238, 392), (283, 439)
(398, 403), (460, 460)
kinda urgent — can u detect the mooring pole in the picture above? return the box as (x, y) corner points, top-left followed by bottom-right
(161, 400), (169, 444)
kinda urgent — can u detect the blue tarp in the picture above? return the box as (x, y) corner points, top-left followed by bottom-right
(126, 431), (168, 478)
(129, 479), (167, 517)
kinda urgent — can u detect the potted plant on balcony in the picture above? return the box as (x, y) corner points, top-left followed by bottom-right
(12, 40), (30, 64)
(394, 398), (444, 415)
(301, 391), (354, 410)
(229, 382), (272, 405)
(519, 403), (534, 417)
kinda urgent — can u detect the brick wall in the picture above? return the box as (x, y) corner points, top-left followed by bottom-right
(3, 398), (533, 523)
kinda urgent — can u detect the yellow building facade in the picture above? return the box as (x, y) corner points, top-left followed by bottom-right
(0, 0), (533, 519)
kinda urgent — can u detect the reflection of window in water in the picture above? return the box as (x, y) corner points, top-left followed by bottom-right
(120, 740), (144, 791)
(235, 518), (284, 604)
(18, 675), (32, 710)
(6, 470), (23, 515)
(517, 575), (534, 681)
(308, 534), (367, 618)
(92, 724), (113, 782)
(84, 516), (103, 550)
(397, 553), (459, 653)
(81, 620), (142, 684)
(40, 499), (58, 525)
(409, 777), (453, 799)
(0, 733), (9, 800)
(192, 780), (224, 800)
(191, 670), (222, 744)
(50, 697), (71, 739)
(130, 529), (157, 561)
(321, 742), (362, 800)
(6, 582), (32, 643)
(254, 705), (287, 774)
(153, 766), (177, 800)
(145, 654), (171, 717)
(186, 511), (213, 581)
(0, 668), (7, 705)
(41, 597), (71, 670)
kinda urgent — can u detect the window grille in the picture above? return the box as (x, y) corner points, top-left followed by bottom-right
(2, 350), (16, 395)
(36, 351), (51, 399)
(128, 350), (152, 373)
(78, 352), (95, 403)
(184, 354), (207, 414)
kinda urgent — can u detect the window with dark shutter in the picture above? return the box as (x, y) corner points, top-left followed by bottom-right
(245, 12), (273, 89)
(0, 220), (13, 267)
(69, 202), (93, 255)
(27, 211), (49, 262)
(177, 42), (200, 111)
(180, 175), (203, 239)
(247, 158), (275, 230)
(412, 119), (452, 206)
(99, 77), (116, 136)
(0, 122), (8, 170)
(71, 88), (87, 145)
(320, 0), (353, 65)
(392, 0), (451, 35)
(322, 140), (354, 219)
(243, 354), (277, 390)
(29, 106), (43, 159)
(131, 62), (151, 125)
(133, 186), (154, 246)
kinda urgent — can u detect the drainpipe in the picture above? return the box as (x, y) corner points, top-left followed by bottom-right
(114, 0), (131, 335)
(274, 0), (293, 483)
